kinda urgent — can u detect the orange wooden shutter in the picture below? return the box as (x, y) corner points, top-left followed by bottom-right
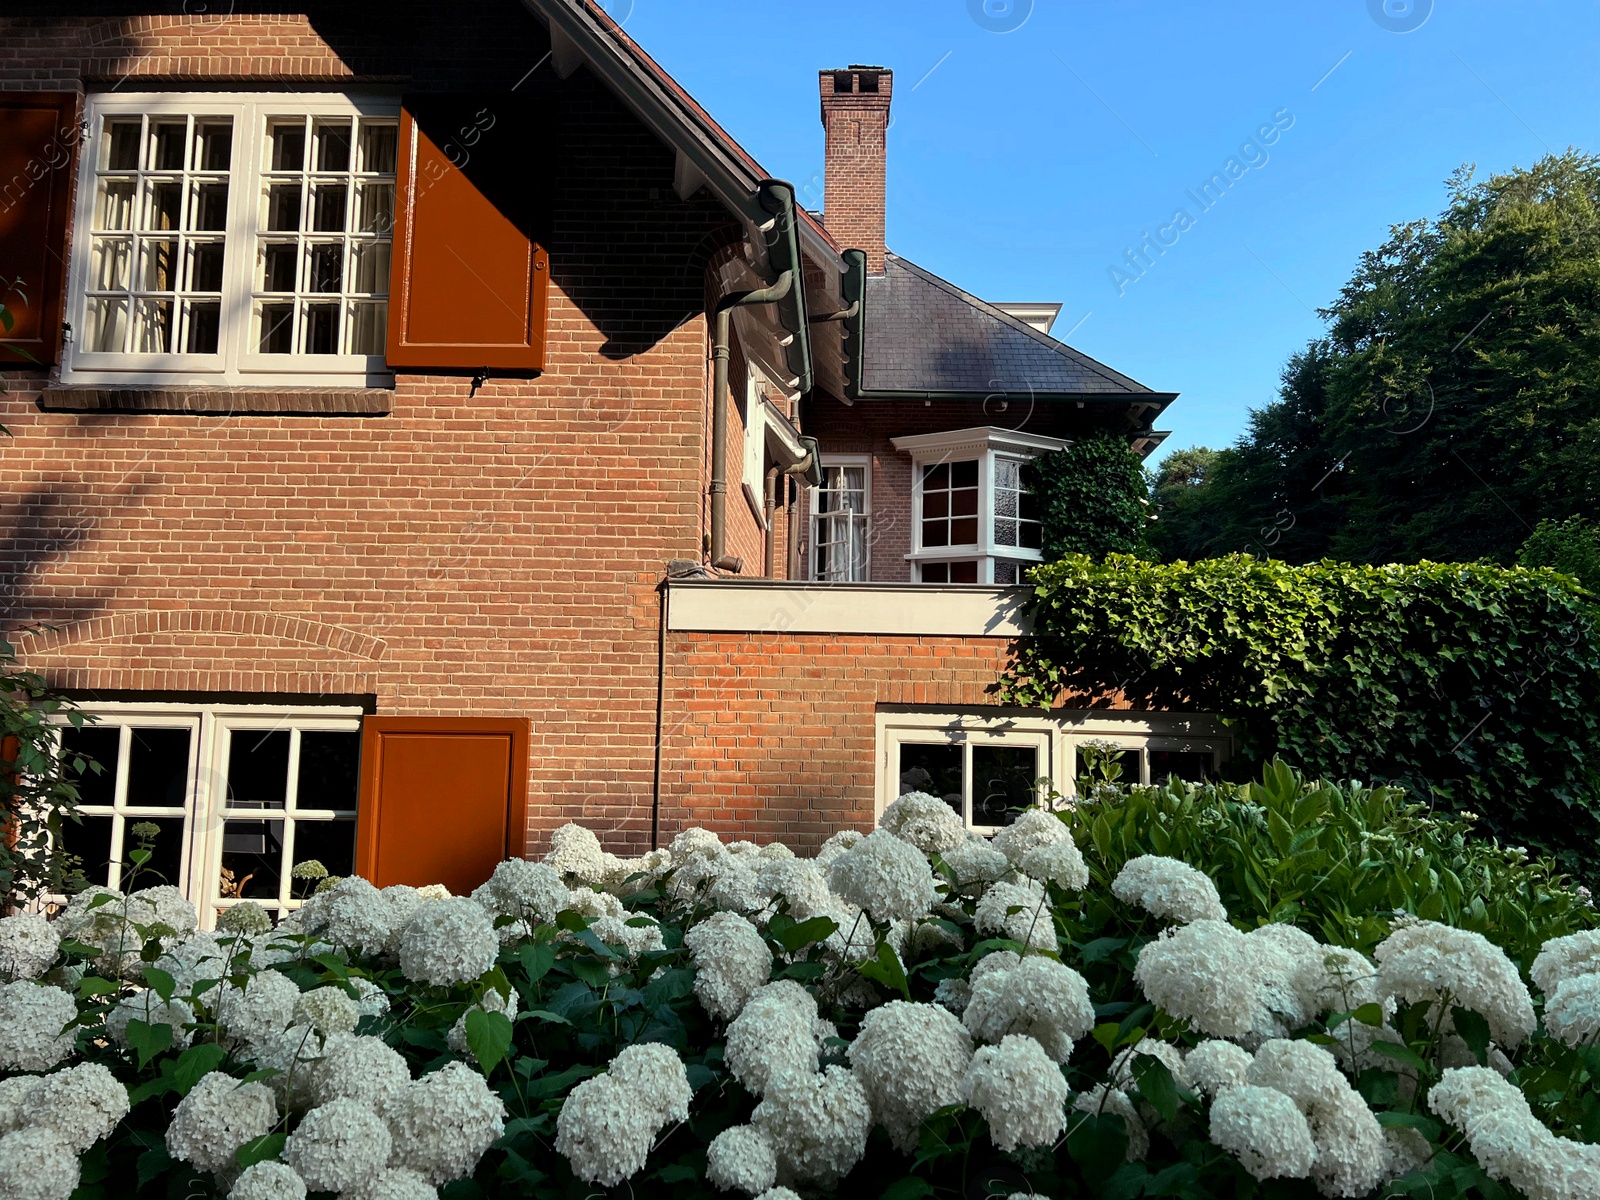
(354, 717), (529, 893)
(0, 93), (80, 366)
(385, 96), (551, 371)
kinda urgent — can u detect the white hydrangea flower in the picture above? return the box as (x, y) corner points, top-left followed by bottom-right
(707, 855), (769, 916)
(755, 858), (833, 922)
(294, 986), (361, 1036)
(350, 976), (391, 1019)
(826, 830), (937, 925)
(962, 955), (1095, 1063)
(1545, 972), (1600, 1047)
(759, 842), (794, 861)
(1112, 855), (1228, 923)
(23, 1062), (128, 1152)
(1184, 1040), (1254, 1097)
(755, 1191), (803, 1200)
(0, 982), (77, 1071)
(591, 913), (666, 957)
(474, 859), (569, 925)
(545, 823), (608, 886)
(0, 913), (60, 982)
(385, 1062), (507, 1186)
(283, 1098), (392, 1193)
(1241, 924), (1322, 1044)
(564, 887), (624, 921)
(751, 1065), (871, 1187)
(1109, 1038), (1192, 1092)
(1294, 945), (1379, 1017)
(684, 911), (772, 1020)
(1531, 929), (1600, 996)
(150, 931), (228, 996)
(990, 808), (1073, 865)
(1375, 920), (1536, 1048)
(554, 1074), (659, 1187)
(1380, 1125), (1433, 1186)
(165, 1071), (278, 1174)
(848, 1001), (973, 1151)
(973, 878), (1056, 951)
(1428, 1065), (1600, 1200)
(1019, 840), (1089, 891)
(1209, 1085), (1316, 1180)
(0, 1126), (80, 1200)
(216, 902), (275, 938)
(607, 1042), (692, 1127)
(338, 1166), (437, 1200)
(963, 1033), (1068, 1152)
(1246, 1039), (1385, 1198)
(229, 1160), (307, 1200)
(706, 1124), (777, 1195)
(398, 898), (497, 988)
(215, 968), (300, 1050)
(939, 838), (1010, 893)
(1072, 1084), (1147, 1160)
(130, 885), (200, 936)
(0, 1076), (37, 1135)
(878, 791), (967, 854)
(726, 982), (819, 1097)
(1134, 919), (1258, 1038)
(970, 950), (1022, 983)
(312, 1032), (412, 1112)
(55, 887), (163, 978)
(244, 1024), (325, 1108)
(106, 990), (195, 1054)
(307, 878), (394, 958)
(378, 886), (429, 953)
(446, 986), (517, 1056)
(812, 829), (864, 867)
(669, 827), (725, 862)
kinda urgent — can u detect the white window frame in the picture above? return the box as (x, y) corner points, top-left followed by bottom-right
(49, 702), (364, 927)
(890, 427), (1066, 585)
(62, 92), (400, 389)
(809, 453), (872, 582)
(876, 708), (1232, 830)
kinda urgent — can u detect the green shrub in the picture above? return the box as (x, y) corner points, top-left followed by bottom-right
(1002, 553), (1600, 878)
(1520, 516), (1600, 596)
(1024, 434), (1152, 561)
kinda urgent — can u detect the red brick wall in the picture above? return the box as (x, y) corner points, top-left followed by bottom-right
(0, 3), (749, 855)
(658, 629), (1015, 850)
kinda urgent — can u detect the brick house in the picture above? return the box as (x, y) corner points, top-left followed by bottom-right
(0, 1), (1226, 924)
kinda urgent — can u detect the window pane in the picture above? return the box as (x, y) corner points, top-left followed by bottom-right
(132, 298), (173, 352)
(994, 559), (1019, 585)
(126, 728), (191, 808)
(60, 726), (120, 808)
(184, 301), (221, 354)
(952, 460), (979, 488)
(358, 124), (398, 174)
(349, 242), (390, 294)
(265, 184), (302, 232)
(313, 120), (352, 172)
(1149, 750), (1213, 784)
(995, 518), (1017, 547)
(193, 182), (229, 230)
(307, 243), (344, 292)
(104, 120), (142, 171)
(1020, 523), (1043, 550)
(258, 302), (295, 353)
(90, 238), (132, 290)
(971, 745), (1038, 826)
(95, 181), (136, 231)
(355, 182), (394, 234)
(292, 818), (356, 879)
(296, 731), (361, 810)
(950, 517), (978, 545)
(227, 729), (290, 810)
(310, 183), (347, 233)
(920, 562), (949, 584)
(922, 520), (949, 548)
(950, 488), (979, 518)
(137, 240), (177, 291)
(186, 242), (225, 292)
(196, 121), (233, 171)
(923, 462), (948, 489)
(348, 301), (387, 354)
(949, 561), (978, 583)
(144, 181), (183, 232)
(127, 816), (187, 889)
(260, 243), (298, 292)
(304, 302), (340, 353)
(898, 742), (963, 817)
(150, 120), (187, 171)
(922, 490), (948, 519)
(85, 298), (128, 352)
(58, 814), (115, 886)
(220, 818), (284, 902)
(269, 122), (306, 171)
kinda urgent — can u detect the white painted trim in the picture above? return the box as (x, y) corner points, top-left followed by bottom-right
(890, 425), (1071, 458)
(666, 579), (1028, 636)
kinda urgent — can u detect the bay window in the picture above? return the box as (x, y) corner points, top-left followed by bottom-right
(65, 94), (399, 387)
(890, 427), (1063, 585)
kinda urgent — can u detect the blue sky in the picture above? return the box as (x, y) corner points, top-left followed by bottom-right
(610, 0), (1600, 462)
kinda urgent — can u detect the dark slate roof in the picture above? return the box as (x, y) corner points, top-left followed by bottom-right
(862, 254), (1167, 400)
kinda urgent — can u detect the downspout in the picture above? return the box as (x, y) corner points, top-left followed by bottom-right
(709, 269), (794, 572)
(763, 466), (780, 577)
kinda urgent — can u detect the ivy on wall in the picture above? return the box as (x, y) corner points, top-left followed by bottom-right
(999, 554), (1600, 876)
(1023, 434), (1151, 562)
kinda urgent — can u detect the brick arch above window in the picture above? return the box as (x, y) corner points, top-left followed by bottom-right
(15, 608), (389, 661)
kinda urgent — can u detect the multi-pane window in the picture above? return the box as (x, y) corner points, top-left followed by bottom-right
(897, 738), (1046, 831)
(812, 460), (870, 581)
(255, 116), (397, 357)
(66, 95), (399, 386)
(83, 114), (235, 356)
(993, 458), (1043, 551)
(53, 705), (363, 926)
(919, 460), (980, 549)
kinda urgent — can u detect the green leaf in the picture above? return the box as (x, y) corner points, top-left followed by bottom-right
(124, 1019), (174, 1070)
(1078, 936), (1129, 964)
(465, 1009), (514, 1076)
(171, 1043), (226, 1094)
(1451, 1006), (1492, 1065)
(234, 1133), (286, 1170)
(1377, 1110), (1443, 1140)
(1130, 1052), (1180, 1124)
(856, 941), (911, 1000)
(77, 976), (119, 998)
(1066, 1111), (1128, 1186)
(142, 967), (176, 1003)
(1368, 1040), (1429, 1073)
(517, 941), (555, 986)
(773, 915), (839, 953)
(135, 1146), (172, 1190)
(881, 1179), (934, 1200)
(1352, 1002), (1385, 1027)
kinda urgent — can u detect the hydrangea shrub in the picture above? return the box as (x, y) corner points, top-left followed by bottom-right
(4, 768), (1600, 1199)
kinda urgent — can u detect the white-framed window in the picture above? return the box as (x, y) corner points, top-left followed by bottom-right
(876, 708), (1231, 831)
(52, 702), (364, 926)
(810, 455), (871, 581)
(890, 427), (1062, 585)
(63, 93), (399, 388)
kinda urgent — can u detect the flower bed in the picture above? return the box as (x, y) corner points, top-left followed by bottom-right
(2, 778), (1599, 1200)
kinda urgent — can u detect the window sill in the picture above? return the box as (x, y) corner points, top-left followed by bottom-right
(38, 387), (394, 416)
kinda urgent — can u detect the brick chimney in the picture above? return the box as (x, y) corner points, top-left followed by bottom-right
(819, 65), (892, 274)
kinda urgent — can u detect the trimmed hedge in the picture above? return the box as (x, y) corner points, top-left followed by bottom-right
(1001, 554), (1600, 876)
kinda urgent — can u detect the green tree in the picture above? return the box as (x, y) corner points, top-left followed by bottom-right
(1025, 432), (1151, 561)
(1157, 152), (1600, 564)
(1520, 515), (1600, 594)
